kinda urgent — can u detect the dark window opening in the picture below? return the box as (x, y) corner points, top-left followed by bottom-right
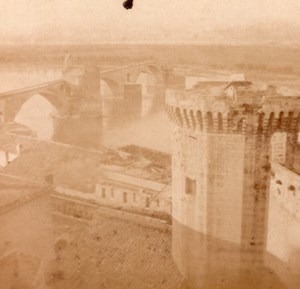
(123, 192), (127, 203)
(146, 197), (150, 208)
(45, 174), (54, 185)
(185, 177), (196, 195)
(288, 185), (296, 196)
(156, 199), (160, 207)
(288, 185), (296, 191)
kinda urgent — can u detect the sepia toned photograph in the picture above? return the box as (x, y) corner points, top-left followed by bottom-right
(0, 1), (300, 288)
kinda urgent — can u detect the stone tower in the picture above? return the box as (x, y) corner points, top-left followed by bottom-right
(165, 81), (300, 289)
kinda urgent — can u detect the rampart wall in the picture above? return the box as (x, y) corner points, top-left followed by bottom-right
(266, 162), (300, 288)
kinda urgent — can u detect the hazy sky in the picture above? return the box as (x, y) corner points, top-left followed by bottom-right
(1, 0), (300, 43)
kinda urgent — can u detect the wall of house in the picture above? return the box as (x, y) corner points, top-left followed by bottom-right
(51, 193), (97, 220)
(54, 180), (171, 218)
(95, 182), (171, 216)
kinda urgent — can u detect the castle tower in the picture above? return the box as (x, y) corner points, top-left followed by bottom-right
(165, 82), (300, 289)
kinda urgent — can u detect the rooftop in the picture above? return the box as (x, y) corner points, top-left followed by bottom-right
(0, 133), (171, 188)
(0, 172), (183, 289)
(0, 173), (48, 214)
(48, 211), (184, 289)
(0, 122), (36, 137)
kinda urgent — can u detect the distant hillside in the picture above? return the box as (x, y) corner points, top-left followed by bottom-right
(192, 22), (300, 46)
(0, 43), (300, 79)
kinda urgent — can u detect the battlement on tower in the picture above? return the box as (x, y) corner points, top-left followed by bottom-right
(165, 80), (300, 134)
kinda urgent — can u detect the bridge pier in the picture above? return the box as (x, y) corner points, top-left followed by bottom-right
(146, 84), (166, 115)
(50, 66), (103, 148)
(123, 83), (142, 118)
(103, 83), (142, 129)
(62, 66), (102, 118)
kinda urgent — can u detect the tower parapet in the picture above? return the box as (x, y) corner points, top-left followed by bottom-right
(166, 84), (300, 135)
(165, 80), (300, 289)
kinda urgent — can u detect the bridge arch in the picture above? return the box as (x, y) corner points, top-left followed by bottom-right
(129, 64), (163, 84)
(99, 62), (165, 98)
(14, 93), (63, 139)
(100, 78), (121, 98)
(128, 64), (164, 116)
(4, 90), (66, 123)
(146, 64), (162, 82)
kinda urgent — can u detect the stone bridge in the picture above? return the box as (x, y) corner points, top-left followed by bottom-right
(98, 61), (169, 97)
(0, 80), (67, 122)
(0, 61), (173, 123)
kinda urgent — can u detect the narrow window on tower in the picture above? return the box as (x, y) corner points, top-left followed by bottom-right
(123, 192), (127, 203)
(185, 177), (196, 195)
(133, 192), (136, 203)
(145, 197), (150, 208)
(102, 188), (106, 198)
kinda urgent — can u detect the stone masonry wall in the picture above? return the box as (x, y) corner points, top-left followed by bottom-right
(266, 162), (300, 288)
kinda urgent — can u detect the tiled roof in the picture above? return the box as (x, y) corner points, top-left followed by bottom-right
(0, 174), (48, 213)
(1, 140), (68, 183)
(49, 212), (184, 289)
(0, 133), (171, 185)
(0, 122), (36, 138)
(0, 133), (38, 154)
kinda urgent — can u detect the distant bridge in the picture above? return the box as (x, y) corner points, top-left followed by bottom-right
(94, 61), (167, 97)
(0, 61), (174, 122)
